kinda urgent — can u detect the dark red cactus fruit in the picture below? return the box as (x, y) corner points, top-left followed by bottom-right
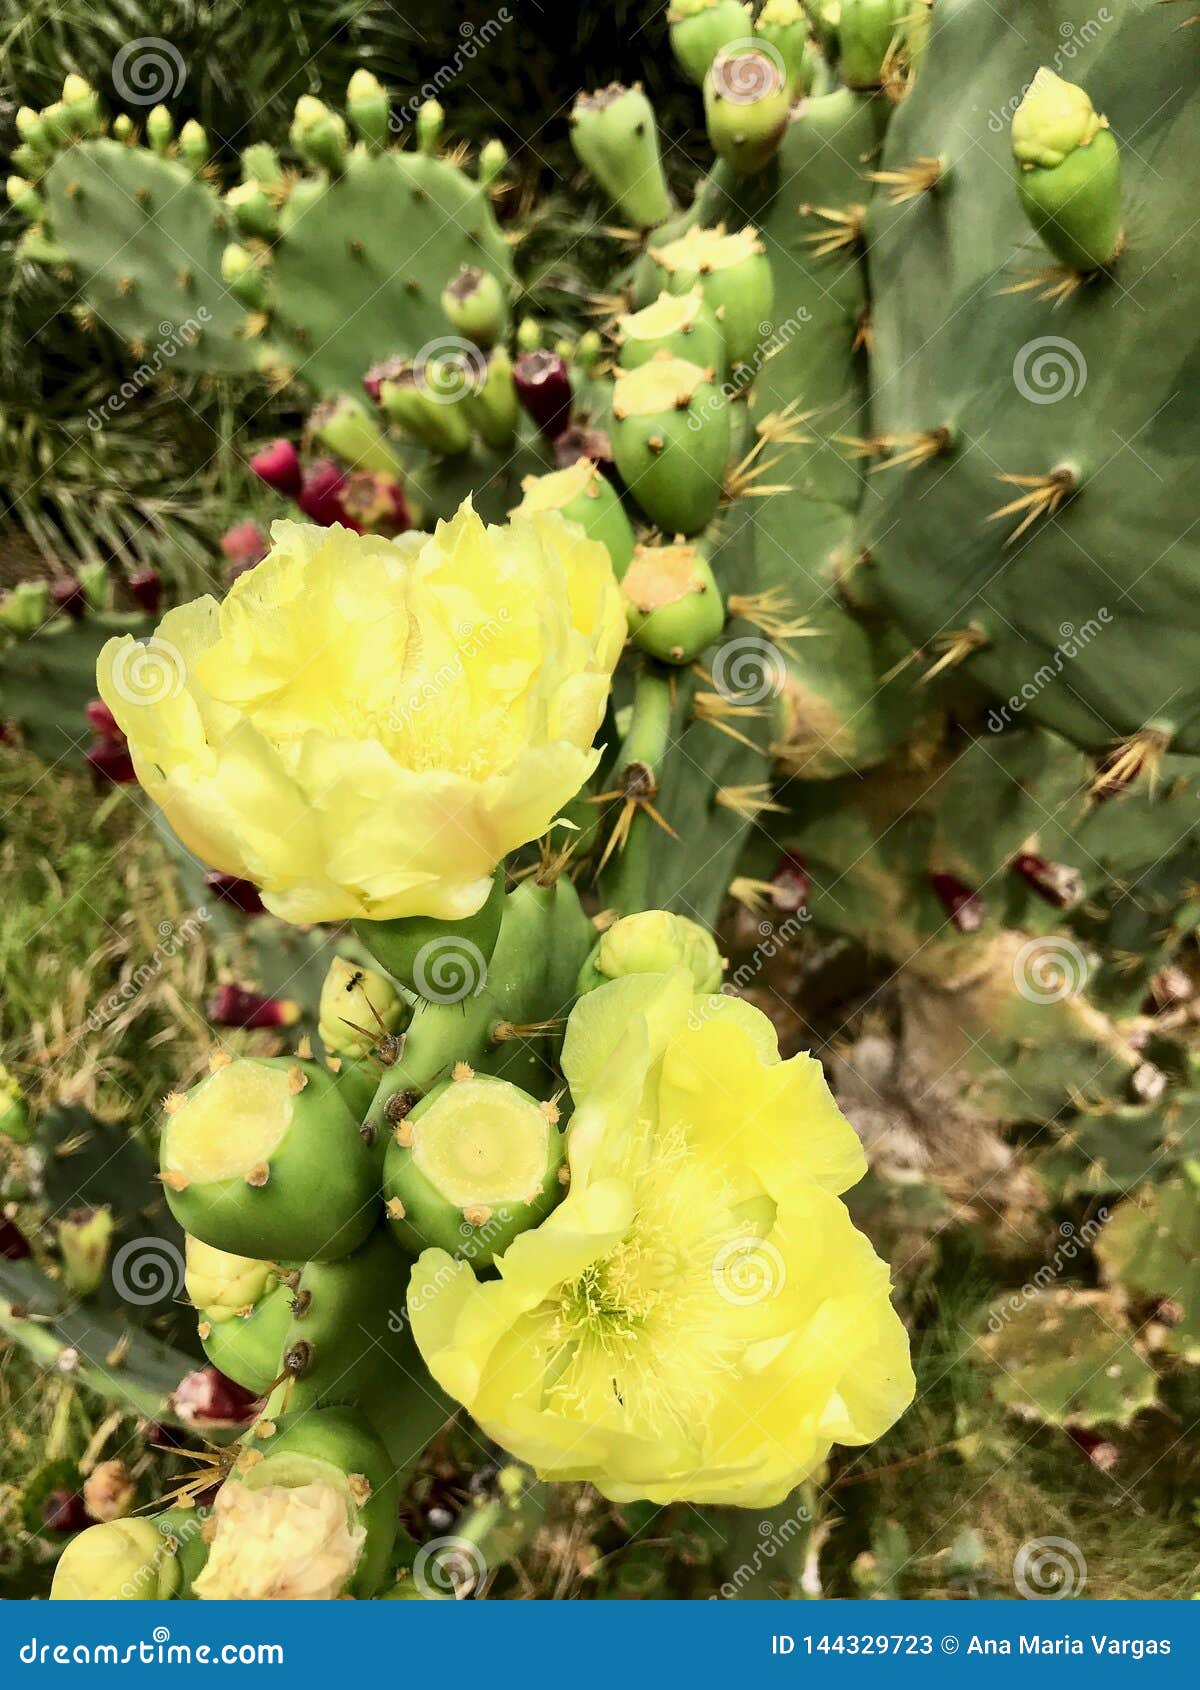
(208, 983), (299, 1029)
(51, 577), (86, 620)
(338, 471), (412, 536)
(171, 1366), (260, 1428)
(1067, 1428), (1119, 1472)
(297, 459), (359, 529)
(770, 851), (810, 914)
(220, 520), (269, 581)
(127, 568), (162, 617)
(0, 1216), (31, 1261)
(85, 699), (120, 738)
(513, 350), (573, 440)
(250, 437), (303, 498)
(930, 873), (985, 933)
(42, 1489), (90, 1534)
(554, 423), (616, 478)
(1012, 852), (1084, 910)
(0, 721), (16, 746)
(203, 872), (265, 916)
(363, 355), (406, 405)
(86, 737), (136, 786)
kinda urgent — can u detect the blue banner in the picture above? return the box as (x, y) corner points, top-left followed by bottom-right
(2, 1600), (1195, 1687)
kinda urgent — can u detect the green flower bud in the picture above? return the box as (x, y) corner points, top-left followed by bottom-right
(318, 956), (405, 1060)
(416, 98), (444, 156)
(1012, 70), (1121, 271)
(78, 559), (109, 612)
(290, 96), (349, 174)
(478, 138), (507, 188)
(178, 119), (208, 173)
(837, 0), (903, 91)
(308, 393), (404, 478)
(516, 316), (542, 353)
(514, 460), (636, 579)
(668, 0), (754, 86)
(579, 909), (724, 997)
(226, 180), (278, 240)
(384, 1073), (565, 1268)
(347, 69), (390, 151)
(58, 1206), (114, 1298)
(756, 0), (815, 97)
(241, 142), (284, 186)
(220, 242), (266, 311)
(51, 1517), (179, 1600)
(145, 104), (174, 156)
(6, 176), (44, 221)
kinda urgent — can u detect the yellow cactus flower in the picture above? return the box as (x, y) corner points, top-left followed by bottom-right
(409, 969), (914, 1507)
(97, 504), (624, 925)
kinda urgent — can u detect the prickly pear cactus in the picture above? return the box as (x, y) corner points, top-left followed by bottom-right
(11, 0), (1200, 1602)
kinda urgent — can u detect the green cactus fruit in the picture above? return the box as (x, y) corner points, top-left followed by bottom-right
(611, 357), (730, 535)
(0, 1064), (31, 1143)
(378, 360), (473, 455)
(160, 1057), (377, 1263)
(837, 0), (904, 90)
(15, 105), (49, 158)
(756, 0), (815, 96)
(668, 0), (754, 86)
(648, 223), (773, 369)
(384, 1073), (564, 1268)
(440, 263), (507, 349)
(416, 98), (445, 156)
(194, 1408), (397, 1600)
(577, 908), (724, 996)
(53, 74), (102, 141)
(516, 316), (542, 353)
(198, 1281), (294, 1396)
(463, 346), (520, 450)
(704, 47), (792, 176)
(260, 1229), (412, 1418)
(51, 1517), (180, 1600)
(154, 1507), (212, 1598)
(290, 95), (349, 175)
(6, 175), (44, 221)
(57, 1206), (114, 1297)
(347, 69), (390, 151)
(224, 180), (278, 240)
(356, 865), (506, 1000)
(220, 242), (266, 311)
(478, 138), (508, 188)
(621, 538), (725, 662)
(0, 579), (51, 635)
(1012, 69), (1122, 271)
(145, 104), (173, 155)
(318, 956), (407, 1061)
(177, 120), (208, 174)
(617, 287), (726, 375)
(513, 460), (636, 577)
(569, 83), (672, 230)
(185, 1237), (293, 1394)
(308, 393), (406, 478)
